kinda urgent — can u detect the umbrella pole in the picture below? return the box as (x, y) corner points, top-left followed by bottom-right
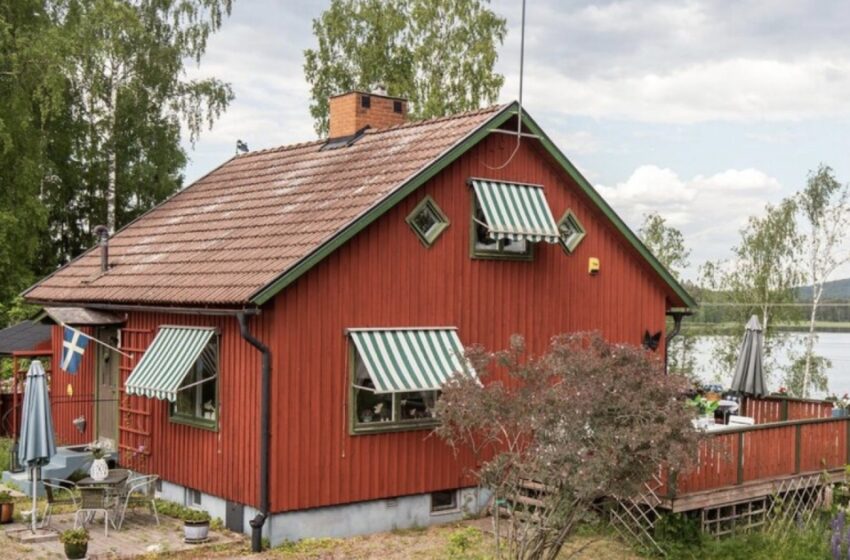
(31, 466), (38, 533)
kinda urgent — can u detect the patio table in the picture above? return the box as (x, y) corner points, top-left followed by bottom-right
(75, 470), (130, 535)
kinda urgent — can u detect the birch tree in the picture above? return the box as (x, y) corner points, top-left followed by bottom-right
(700, 199), (802, 380)
(304, 0), (506, 136)
(60, 0), (234, 233)
(797, 165), (850, 397)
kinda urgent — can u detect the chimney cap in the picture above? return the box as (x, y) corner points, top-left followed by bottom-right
(328, 89), (407, 102)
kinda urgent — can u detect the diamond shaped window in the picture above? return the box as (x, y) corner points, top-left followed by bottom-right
(406, 196), (450, 247)
(558, 209), (586, 253)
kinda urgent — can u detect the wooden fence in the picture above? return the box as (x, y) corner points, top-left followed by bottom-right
(740, 396), (834, 424)
(670, 416), (849, 497)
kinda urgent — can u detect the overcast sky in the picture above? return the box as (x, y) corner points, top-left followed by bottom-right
(182, 0), (850, 281)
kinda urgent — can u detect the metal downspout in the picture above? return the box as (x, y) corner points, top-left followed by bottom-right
(238, 313), (271, 552)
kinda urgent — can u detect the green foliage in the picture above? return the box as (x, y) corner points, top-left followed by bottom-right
(639, 212), (690, 278)
(0, 0), (234, 323)
(303, 0), (506, 135)
(444, 526), (488, 560)
(0, 438), (11, 473)
(153, 498), (212, 523)
(59, 527), (89, 545)
(275, 537), (339, 556)
(700, 198), (803, 383)
(0, 490), (12, 504)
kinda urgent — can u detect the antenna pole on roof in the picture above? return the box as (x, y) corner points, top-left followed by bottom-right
(517, 0), (526, 138)
(482, 0), (526, 170)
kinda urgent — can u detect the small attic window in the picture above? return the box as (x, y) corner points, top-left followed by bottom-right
(361, 95), (371, 108)
(558, 209), (586, 253)
(393, 100), (403, 113)
(406, 196), (449, 247)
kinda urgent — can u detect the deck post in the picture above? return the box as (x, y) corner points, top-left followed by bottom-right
(780, 398), (788, 421)
(737, 432), (744, 485)
(794, 424), (802, 474)
(846, 417), (850, 465)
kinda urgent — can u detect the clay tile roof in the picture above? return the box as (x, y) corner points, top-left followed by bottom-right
(24, 105), (507, 307)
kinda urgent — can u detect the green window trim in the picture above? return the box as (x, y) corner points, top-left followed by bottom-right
(405, 195), (450, 247)
(558, 209), (586, 254)
(469, 191), (534, 261)
(348, 344), (440, 435)
(168, 335), (220, 432)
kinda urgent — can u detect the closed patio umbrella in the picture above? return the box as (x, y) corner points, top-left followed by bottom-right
(730, 315), (767, 398)
(18, 360), (56, 532)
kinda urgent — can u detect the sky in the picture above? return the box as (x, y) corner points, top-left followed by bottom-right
(181, 0), (850, 281)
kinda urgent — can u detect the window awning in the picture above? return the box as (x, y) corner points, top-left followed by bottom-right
(125, 326), (216, 402)
(471, 179), (560, 243)
(349, 328), (471, 394)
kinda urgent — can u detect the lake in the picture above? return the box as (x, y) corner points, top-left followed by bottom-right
(690, 332), (850, 398)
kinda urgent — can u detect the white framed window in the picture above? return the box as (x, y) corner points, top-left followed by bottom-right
(171, 336), (219, 430)
(431, 490), (458, 513)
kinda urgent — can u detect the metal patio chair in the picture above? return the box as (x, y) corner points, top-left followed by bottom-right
(75, 487), (117, 537)
(116, 474), (159, 530)
(41, 478), (78, 529)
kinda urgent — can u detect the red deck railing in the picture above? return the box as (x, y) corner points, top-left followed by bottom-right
(667, 396), (845, 500)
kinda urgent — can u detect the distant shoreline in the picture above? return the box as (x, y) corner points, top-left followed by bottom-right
(684, 322), (850, 335)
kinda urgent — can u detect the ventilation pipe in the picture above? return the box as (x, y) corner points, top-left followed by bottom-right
(93, 225), (110, 272)
(238, 312), (271, 552)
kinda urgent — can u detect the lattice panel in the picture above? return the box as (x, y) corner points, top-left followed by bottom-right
(701, 498), (768, 536)
(607, 472), (667, 556)
(766, 473), (827, 534)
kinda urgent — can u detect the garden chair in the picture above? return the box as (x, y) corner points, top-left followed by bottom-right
(75, 487), (117, 537)
(41, 478), (78, 529)
(116, 474), (159, 530)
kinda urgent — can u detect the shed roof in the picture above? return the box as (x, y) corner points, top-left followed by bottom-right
(23, 102), (696, 309)
(0, 321), (52, 355)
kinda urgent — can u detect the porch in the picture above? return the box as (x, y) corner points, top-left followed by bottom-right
(658, 395), (843, 512)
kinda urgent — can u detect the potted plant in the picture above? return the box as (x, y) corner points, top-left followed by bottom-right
(60, 527), (89, 559)
(86, 440), (110, 481)
(688, 396), (720, 428)
(183, 508), (211, 543)
(0, 491), (14, 524)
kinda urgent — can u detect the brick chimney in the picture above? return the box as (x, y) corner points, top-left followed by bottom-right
(328, 89), (408, 138)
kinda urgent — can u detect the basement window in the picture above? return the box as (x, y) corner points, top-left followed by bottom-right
(170, 336), (219, 431)
(431, 490), (458, 513)
(185, 488), (202, 507)
(406, 196), (450, 247)
(557, 209), (586, 254)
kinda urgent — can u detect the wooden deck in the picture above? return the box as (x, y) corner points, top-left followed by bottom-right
(658, 396), (846, 512)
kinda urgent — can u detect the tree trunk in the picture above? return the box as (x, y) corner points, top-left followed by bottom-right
(106, 81), (118, 234)
(802, 286), (822, 397)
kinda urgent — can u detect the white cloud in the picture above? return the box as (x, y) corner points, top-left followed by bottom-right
(512, 56), (850, 124)
(598, 165), (785, 277)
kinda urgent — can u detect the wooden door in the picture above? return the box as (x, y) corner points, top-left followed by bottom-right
(95, 327), (120, 446)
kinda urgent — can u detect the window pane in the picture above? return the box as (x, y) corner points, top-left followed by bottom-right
(412, 206), (439, 236)
(172, 337), (218, 424)
(399, 391), (438, 420)
(353, 353), (393, 424)
(431, 490), (457, 512)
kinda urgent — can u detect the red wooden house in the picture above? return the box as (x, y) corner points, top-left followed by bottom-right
(23, 91), (695, 546)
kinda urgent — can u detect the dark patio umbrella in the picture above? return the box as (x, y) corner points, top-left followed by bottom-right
(730, 315), (766, 398)
(18, 360), (56, 532)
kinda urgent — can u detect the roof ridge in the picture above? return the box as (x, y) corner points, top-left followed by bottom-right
(230, 103), (508, 161)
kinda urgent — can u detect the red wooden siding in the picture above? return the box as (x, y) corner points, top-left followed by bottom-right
(742, 396), (833, 424)
(268, 133), (671, 513)
(50, 325), (96, 446)
(115, 311), (272, 507)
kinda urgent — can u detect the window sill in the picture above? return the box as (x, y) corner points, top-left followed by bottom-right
(351, 420), (438, 436)
(471, 246), (534, 261)
(169, 414), (218, 432)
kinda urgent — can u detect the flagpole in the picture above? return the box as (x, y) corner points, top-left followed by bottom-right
(62, 324), (134, 360)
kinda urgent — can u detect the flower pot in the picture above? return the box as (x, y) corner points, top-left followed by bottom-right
(184, 520), (210, 544)
(64, 541), (88, 559)
(90, 458), (109, 481)
(0, 502), (14, 524)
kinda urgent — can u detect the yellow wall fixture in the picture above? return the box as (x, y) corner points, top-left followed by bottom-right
(588, 257), (600, 275)
(66, 383), (74, 397)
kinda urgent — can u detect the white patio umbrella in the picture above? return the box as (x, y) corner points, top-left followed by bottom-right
(18, 360), (57, 532)
(730, 315), (767, 398)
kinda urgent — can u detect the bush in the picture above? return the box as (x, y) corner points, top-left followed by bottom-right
(445, 526), (488, 560)
(154, 499), (212, 523)
(59, 527), (89, 545)
(0, 437), (12, 473)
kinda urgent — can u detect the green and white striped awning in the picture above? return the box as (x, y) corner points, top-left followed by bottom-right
(471, 179), (560, 243)
(349, 328), (471, 394)
(125, 326), (216, 402)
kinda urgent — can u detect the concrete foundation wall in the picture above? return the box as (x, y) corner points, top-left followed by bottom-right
(157, 479), (490, 547)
